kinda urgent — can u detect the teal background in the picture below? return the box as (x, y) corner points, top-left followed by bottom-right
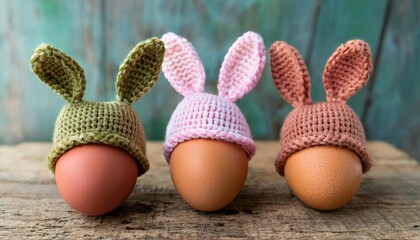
(1, 0), (419, 161)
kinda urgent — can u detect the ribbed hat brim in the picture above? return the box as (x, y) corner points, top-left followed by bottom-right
(275, 133), (372, 176)
(163, 128), (256, 163)
(48, 132), (149, 176)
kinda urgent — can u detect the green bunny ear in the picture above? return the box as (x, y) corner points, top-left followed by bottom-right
(116, 38), (165, 104)
(30, 44), (86, 103)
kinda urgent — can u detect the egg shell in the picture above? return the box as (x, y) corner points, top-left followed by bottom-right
(284, 145), (363, 211)
(55, 143), (138, 216)
(170, 139), (248, 212)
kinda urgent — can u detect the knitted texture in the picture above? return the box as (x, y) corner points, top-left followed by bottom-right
(277, 102), (371, 175)
(163, 93), (255, 161)
(31, 44), (86, 103)
(30, 38), (165, 176)
(162, 32), (266, 162)
(50, 102), (147, 174)
(270, 40), (373, 176)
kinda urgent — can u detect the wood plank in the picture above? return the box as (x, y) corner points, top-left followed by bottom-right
(307, 0), (389, 115)
(1, 0), (419, 165)
(0, 0), (319, 143)
(0, 0), (103, 143)
(229, 0), (319, 140)
(101, 0), (319, 140)
(0, 141), (419, 239)
(364, 0), (420, 161)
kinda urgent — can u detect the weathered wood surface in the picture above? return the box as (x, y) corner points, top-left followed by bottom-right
(363, 0), (420, 161)
(0, 141), (419, 239)
(2, 0), (420, 162)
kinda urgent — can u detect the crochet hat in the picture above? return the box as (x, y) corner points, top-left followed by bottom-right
(269, 40), (373, 176)
(30, 38), (165, 176)
(161, 32), (266, 162)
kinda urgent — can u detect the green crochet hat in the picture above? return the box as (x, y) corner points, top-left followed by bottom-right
(30, 38), (165, 176)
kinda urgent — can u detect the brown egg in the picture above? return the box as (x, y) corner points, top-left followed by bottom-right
(55, 144), (138, 216)
(284, 146), (362, 210)
(170, 139), (248, 212)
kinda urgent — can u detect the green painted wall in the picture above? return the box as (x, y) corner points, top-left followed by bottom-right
(1, 0), (419, 161)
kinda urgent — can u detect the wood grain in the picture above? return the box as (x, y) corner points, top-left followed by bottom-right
(0, 0), (103, 143)
(100, 0), (319, 140)
(363, 0), (420, 161)
(0, 0), (318, 142)
(1, 1), (420, 161)
(0, 141), (419, 239)
(307, 0), (388, 115)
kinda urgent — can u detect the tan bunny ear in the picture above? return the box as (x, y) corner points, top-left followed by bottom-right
(323, 40), (372, 103)
(31, 44), (86, 103)
(269, 41), (312, 107)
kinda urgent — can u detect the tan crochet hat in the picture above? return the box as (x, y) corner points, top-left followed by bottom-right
(270, 40), (373, 176)
(31, 38), (165, 176)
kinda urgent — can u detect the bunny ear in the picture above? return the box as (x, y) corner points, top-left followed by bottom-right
(217, 32), (266, 102)
(323, 40), (372, 103)
(116, 38), (165, 104)
(269, 41), (312, 107)
(31, 44), (86, 103)
(161, 32), (205, 96)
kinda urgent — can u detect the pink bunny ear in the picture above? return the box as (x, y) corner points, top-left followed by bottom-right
(217, 32), (266, 102)
(269, 41), (312, 107)
(162, 32), (205, 96)
(323, 40), (372, 103)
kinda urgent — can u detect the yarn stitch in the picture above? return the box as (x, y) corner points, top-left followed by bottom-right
(30, 38), (165, 176)
(270, 40), (373, 176)
(162, 32), (266, 162)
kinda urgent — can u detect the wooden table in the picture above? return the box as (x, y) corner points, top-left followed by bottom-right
(0, 142), (419, 239)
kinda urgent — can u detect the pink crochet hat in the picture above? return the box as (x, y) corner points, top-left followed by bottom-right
(270, 40), (373, 176)
(162, 32), (266, 162)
